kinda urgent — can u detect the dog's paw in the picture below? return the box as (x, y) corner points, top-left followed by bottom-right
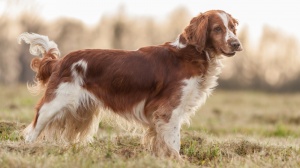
(24, 132), (37, 143)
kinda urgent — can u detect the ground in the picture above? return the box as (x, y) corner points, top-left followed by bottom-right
(0, 85), (299, 167)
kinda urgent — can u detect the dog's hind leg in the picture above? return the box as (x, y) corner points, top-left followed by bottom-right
(24, 82), (84, 143)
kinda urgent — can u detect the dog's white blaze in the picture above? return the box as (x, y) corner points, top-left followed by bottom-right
(171, 35), (187, 49)
(218, 12), (236, 41)
(71, 60), (88, 86)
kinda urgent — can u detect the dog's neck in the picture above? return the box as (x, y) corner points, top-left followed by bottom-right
(171, 34), (224, 60)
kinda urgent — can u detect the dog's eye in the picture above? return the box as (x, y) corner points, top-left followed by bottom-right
(214, 27), (222, 32)
(230, 25), (235, 30)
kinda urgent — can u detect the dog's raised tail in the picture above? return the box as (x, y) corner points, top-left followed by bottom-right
(18, 32), (60, 58)
(18, 32), (61, 95)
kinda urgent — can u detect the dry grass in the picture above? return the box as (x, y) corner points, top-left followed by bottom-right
(0, 85), (300, 167)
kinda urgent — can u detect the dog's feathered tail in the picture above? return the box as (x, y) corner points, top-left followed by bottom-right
(18, 32), (61, 95)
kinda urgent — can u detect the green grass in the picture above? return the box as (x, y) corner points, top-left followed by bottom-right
(1, 85), (300, 167)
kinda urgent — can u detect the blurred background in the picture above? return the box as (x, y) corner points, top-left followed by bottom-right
(1, 0), (300, 92)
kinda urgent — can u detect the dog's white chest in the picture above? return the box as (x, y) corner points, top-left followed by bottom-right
(175, 58), (223, 125)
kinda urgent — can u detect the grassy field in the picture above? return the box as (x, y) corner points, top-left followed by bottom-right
(0, 85), (300, 167)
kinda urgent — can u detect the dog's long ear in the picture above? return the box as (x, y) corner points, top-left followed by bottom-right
(182, 13), (208, 52)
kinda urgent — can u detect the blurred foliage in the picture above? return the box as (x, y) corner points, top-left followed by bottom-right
(0, 3), (299, 91)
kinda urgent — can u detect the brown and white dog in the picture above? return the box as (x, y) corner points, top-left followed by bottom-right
(18, 10), (242, 158)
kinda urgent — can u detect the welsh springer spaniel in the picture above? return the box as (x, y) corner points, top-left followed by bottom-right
(18, 10), (242, 158)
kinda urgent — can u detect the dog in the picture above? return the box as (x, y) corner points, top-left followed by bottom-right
(18, 10), (242, 158)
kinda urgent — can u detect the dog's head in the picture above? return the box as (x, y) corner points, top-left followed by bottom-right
(182, 10), (243, 57)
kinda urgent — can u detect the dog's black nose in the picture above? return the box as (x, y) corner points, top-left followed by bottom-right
(230, 41), (241, 50)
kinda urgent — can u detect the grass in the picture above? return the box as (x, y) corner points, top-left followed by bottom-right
(0, 85), (300, 167)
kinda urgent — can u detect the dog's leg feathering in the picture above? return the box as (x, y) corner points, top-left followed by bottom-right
(24, 91), (71, 142)
(144, 106), (183, 159)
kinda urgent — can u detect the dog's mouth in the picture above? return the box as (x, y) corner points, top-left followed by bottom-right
(221, 49), (236, 57)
